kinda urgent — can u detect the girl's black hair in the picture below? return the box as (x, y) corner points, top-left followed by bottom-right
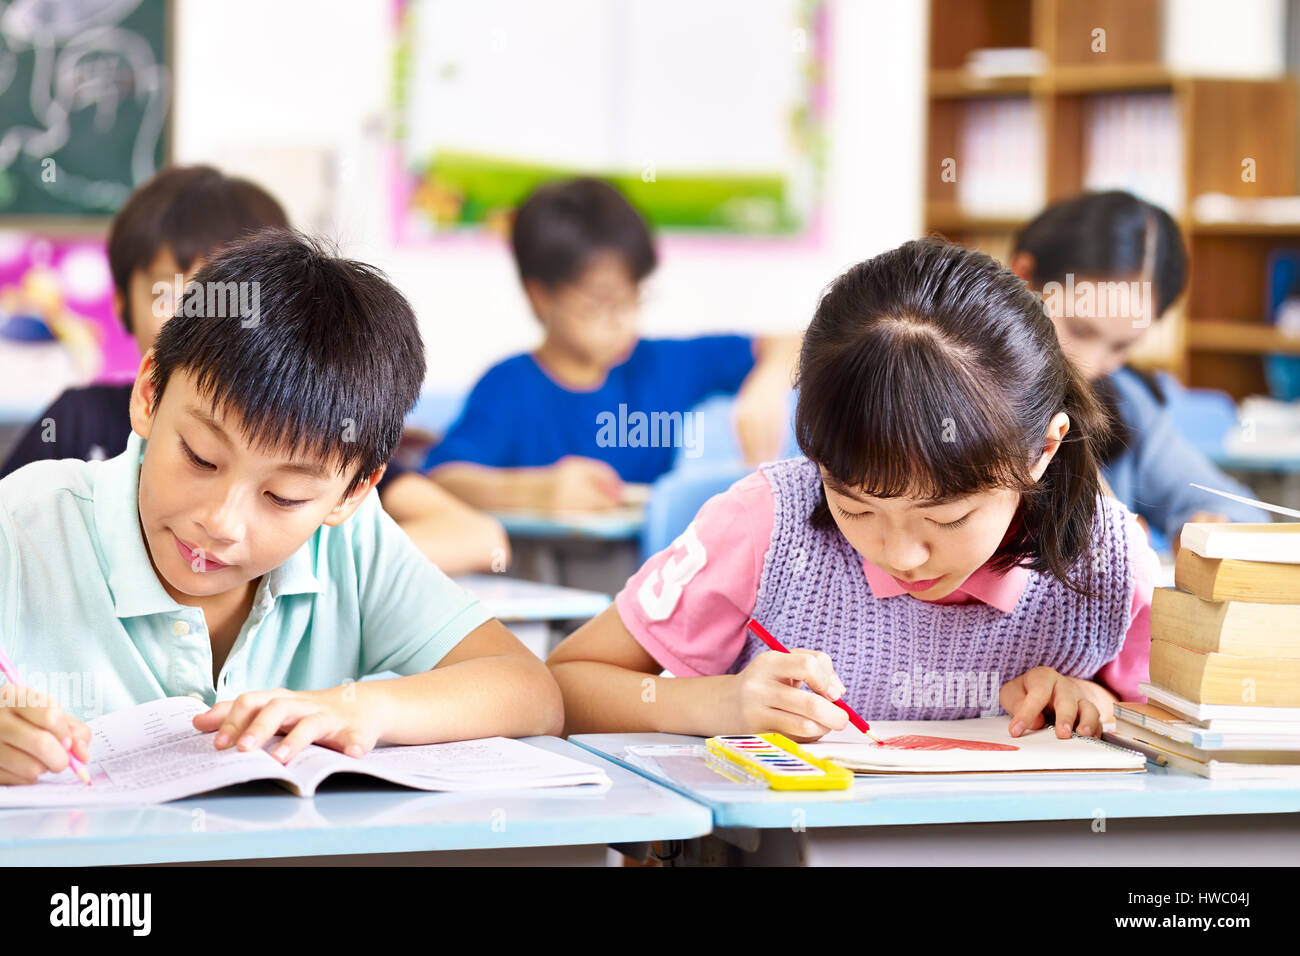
(149, 230), (425, 497)
(795, 238), (1111, 594)
(1012, 190), (1187, 316)
(1012, 190), (1185, 464)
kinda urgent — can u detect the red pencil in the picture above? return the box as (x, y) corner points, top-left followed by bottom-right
(745, 619), (882, 743)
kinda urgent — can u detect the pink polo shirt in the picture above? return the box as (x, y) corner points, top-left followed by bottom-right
(616, 471), (1157, 700)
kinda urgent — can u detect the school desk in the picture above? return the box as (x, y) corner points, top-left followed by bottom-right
(572, 733), (1300, 866)
(454, 573), (611, 657)
(0, 737), (710, 867)
(492, 507), (645, 595)
(1209, 449), (1300, 515)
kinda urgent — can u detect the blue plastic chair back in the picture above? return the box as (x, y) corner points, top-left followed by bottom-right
(642, 460), (753, 560)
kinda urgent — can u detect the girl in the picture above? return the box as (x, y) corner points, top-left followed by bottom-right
(548, 239), (1158, 742)
(1011, 191), (1269, 545)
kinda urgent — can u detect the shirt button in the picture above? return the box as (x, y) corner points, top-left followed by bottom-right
(172, 620), (190, 636)
(187, 692), (203, 700)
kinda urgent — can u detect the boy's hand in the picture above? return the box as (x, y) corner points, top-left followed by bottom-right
(546, 456), (623, 512)
(0, 684), (92, 785)
(723, 649), (850, 743)
(733, 369), (790, 465)
(999, 666), (1108, 739)
(194, 685), (388, 764)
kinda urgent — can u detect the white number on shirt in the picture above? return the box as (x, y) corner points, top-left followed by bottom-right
(637, 522), (708, 621)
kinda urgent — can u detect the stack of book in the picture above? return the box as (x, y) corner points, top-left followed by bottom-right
(1109, 522), (1300, 779)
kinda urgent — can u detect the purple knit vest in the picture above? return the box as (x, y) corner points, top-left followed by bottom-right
(731, 458), (1133, 720)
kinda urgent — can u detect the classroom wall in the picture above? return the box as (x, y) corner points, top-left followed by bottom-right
(171, 0), (926, 391)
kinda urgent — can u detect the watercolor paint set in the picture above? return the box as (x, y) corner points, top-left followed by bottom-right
(705, 733), (855, 790)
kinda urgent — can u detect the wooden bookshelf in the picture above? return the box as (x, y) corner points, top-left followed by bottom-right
(923, 0), (1300, 399)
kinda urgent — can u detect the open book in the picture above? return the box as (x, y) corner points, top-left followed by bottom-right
(802, 718), (1147, 774)
(0, 697), (609, 808)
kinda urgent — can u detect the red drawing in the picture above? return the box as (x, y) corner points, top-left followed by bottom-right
(874, 735), (1018, 752)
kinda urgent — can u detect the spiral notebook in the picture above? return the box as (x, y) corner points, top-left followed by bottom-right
(803, 718), (1148, 774)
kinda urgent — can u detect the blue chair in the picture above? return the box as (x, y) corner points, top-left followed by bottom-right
(669, 389), (800, 469)
(641, 460), (753, 560)
(1156, 371), (1240, 459)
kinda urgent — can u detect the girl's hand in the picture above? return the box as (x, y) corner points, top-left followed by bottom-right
(723, 649), (850, 742)
(194, 686), (388, 764)
(0, 684), (92, 785)
(999, 666), (1106, 739)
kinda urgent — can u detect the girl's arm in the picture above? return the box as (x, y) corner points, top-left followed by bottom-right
(547, 605), (847, 739)
(547, 606), (732, 735)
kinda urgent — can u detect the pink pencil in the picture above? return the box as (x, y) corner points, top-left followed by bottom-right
(746, 619), (883, 743)
(0, 646), (91, 785)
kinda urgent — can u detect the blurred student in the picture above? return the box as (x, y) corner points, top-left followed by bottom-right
(0, 232), (562, 785)
(425, 178), (800, 512)
(0, 164), (508, 573)
(1011, 191), (1268, 547)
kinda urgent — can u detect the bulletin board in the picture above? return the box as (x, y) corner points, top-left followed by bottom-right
(391, 0), (828, 242)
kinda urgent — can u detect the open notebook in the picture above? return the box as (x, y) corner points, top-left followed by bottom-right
(803, 718), (1147, 774)
(0, 697), (609, 808)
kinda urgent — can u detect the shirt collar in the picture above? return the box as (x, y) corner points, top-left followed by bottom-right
(862, 556), (1029, 613)
(93, 432), (185, 619)
(93, 432), (322, 619)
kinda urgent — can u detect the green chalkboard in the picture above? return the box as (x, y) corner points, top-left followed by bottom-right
(0, 0), (169, 218)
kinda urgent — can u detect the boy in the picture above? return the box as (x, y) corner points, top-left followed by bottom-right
(0, 232), (562, 786)
(1, 164), (509, 574)
(425, 178), (799, 511)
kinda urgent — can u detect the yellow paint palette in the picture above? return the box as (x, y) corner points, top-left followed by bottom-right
(705, 733), (854, 790)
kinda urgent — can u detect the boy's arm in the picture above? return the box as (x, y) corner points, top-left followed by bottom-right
(378, 471), (510, 573)
(733, 333), (801, 465)
(547, 605), (735, 735)
(358, 618), (564, 742)
(429, 457), (623, 512)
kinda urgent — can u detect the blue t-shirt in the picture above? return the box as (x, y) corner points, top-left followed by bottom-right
(424, 336), (756, 483)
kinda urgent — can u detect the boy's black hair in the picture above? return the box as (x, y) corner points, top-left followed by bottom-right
(149, 231), (425, 496)
(511, 178), (657, 289)
(1012, 190), (1187, 317)
(796, 238), (1111, 595)
(108, 164), (290, 333)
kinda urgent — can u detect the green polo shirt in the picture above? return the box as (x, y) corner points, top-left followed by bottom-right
(0, 432), (492, 722)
